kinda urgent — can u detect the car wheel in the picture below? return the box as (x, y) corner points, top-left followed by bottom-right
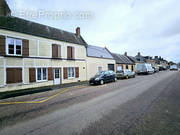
(100, 80), (104, 85)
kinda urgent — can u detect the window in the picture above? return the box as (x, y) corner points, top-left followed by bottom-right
(98, 67), (102, 73)
(126, 65), (129, 69)
(68, 67), (75, 78)
(108, 64), (115, 71)
(117, 66), (122, 71)
(67, 46), (75, 59)
(6, 37), (22, 56)
(132, 65), (134, 71)
(36, 68), (47, 81)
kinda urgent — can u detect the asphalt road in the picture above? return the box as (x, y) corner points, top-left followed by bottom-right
(0, 70), (179, 135)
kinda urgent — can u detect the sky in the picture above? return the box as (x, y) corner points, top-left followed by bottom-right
(6, 0), (180, 62)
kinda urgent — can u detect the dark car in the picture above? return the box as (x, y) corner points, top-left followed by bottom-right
(89, 70), (117, 85)
(159, 65), (167, 71)
(152, 65), (159, 73)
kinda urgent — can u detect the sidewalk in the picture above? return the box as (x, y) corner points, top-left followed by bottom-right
(0, 81), (88, 100)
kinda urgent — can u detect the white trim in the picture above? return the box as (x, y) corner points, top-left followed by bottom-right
(6, 37), (23, 56)
(36, 68), (48, 82)
(6, 66), (23, 68)
(50, 43), (52, 57)
(37, 40), (39, 56)
(3, 58), (6, 86)
(22, 58), (25, 84)
(74, 46), (76, 59)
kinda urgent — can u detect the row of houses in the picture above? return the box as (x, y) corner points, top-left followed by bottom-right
(0, 1), (169, 92)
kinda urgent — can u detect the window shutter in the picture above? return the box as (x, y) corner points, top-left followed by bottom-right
(63, 67), (68, 79)
(75, 67), (79, 78)
(58, 45), (61, 58)
(16, 68), (22, 83)
(48, 67), (53, 80)
(52, 44), (56, 58)
(72, 47), (75, 59)
(67, 46), (71, 59)
(0, 35), (6, 55)
(6, 68), (14, 84)
(23, 39), (29, 57)
(29, 68), (36, 82)
(7, 68), (22, 84)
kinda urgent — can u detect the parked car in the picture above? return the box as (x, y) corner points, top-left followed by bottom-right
(116, 69), (135, 79)
(152, 65), (159, 73)
(159, 65), (168, 71)
(89, 70), (117, 85)
(136, 63), (154, 75)
(170, 65), (178, 71)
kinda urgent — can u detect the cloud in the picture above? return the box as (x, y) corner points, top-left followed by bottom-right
(7, 0), (180, 62)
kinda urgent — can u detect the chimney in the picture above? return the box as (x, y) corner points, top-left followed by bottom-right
(0, 0), (11, 16)
(76, 27), (80, 37)
(124, 52), (127, 56)
(138, 52), (141, 56)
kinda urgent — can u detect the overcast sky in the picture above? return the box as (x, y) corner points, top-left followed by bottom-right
(6, 0), (180, 62)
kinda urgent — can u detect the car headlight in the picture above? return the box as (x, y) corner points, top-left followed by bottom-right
(95, 78), (100, 81)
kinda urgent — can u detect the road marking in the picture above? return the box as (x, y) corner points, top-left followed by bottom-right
(0, 85), (87, 105)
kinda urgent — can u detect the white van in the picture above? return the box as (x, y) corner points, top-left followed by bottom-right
(136, 63), (154, 75)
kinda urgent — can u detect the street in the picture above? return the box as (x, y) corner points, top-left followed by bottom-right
(0, 71), (180, 135)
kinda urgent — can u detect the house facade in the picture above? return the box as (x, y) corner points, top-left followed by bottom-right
(110, 52), (135, 72)
(86, 45), (115, 80)
(0, 16), (87, 92)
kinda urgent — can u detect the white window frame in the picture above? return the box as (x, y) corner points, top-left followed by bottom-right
(68, 67), (75, 79)
(98, 67), (102, 73)
(36, 68), (48, 82)
(6, 37), (22, 56)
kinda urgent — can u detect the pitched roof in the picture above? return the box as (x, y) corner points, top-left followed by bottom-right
(0, 16), (87, 46)
(87, 45), (114, 59)
(135, 55), (146, 63)
(111, 53), (134, 64)
(128, 56), (138, 63)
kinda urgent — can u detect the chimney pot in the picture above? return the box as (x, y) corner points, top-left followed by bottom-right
(124, 52), (127, 56)
(76, 27), (80, 37)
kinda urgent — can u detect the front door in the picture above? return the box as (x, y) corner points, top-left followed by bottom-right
(54, 68), (61, 85)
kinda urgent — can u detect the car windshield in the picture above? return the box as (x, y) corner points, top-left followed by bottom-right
(95, 71), (106, 76)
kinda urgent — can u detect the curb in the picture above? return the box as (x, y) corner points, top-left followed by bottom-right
(0, 81), (88, 100)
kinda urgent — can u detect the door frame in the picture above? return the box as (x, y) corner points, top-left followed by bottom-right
(53, 68), (61, 85)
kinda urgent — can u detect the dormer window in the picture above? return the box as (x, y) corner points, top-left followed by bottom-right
(6, 37), (22, 56)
